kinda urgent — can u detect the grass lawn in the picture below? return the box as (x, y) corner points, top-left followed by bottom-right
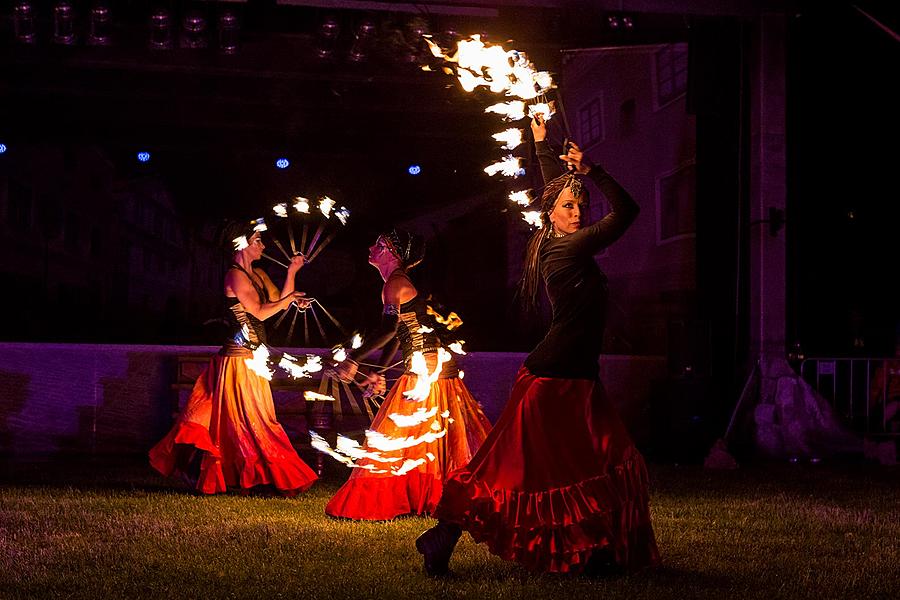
(1, 458), (898, 600)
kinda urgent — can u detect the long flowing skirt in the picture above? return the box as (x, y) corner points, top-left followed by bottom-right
(149, 354), (318, 495)
(434, 367), (660, 573)
(325, 374), (491, 520)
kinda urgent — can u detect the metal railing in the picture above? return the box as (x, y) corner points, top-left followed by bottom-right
(799, 357), (900, 436)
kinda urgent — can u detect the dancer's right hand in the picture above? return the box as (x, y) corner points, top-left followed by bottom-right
(531, 113), (547, 142)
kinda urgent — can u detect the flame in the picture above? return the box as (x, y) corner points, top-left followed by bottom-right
(521, 210), (543, 228)
(388, 406), (438, 427)
(492, 128), (524, 150)
(335, 206), (350, 225)
(294, 197), (311, 214)
(448, 341), (466, 355)
(319, 196), (336, 218)
(332, 347), (347, 363)
(485, 101), (526, 121)
(279, 354), (323, 379)
(509, 190), (531, 206)
(309, 430), (389, 473)
(458, 370), (465, 379)
(365, 425), (447, 451)
(484, 156), (523, 177)
(403, 348), (452, 402)
(417, 325), (434, 334)
(426, 306), (463, 330)
(273, 203), (288, 218)
(336, 435), (402, 463)
(244, 344), (273, 380)
(527, 102), (554, 121)
(393, 458), (427, 476)
(232, 235), (249, 251)
(304, 391), (336, 402)
(251, 218), (267, 232)
(351, 334), (363, 349)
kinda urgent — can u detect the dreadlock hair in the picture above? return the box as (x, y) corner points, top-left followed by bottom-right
(518, 173), (588, 312)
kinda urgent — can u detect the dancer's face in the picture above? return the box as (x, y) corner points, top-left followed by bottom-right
(548, 187), (586, 235)
(245, 232), (265, 261)
(368, 236), (399, 269)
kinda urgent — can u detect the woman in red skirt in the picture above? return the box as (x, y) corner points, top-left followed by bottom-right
(149, 220), (318, 496)
(325, 229), (491, 520)
(417, 117), (660, 575)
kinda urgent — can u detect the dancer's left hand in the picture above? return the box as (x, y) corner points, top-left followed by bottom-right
(559, 142), (593, 175)
(362, 373), (386, 398)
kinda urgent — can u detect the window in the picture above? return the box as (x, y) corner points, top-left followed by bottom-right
(655, 44), (688, 109)
(656, 162), (696, 243)
(578, 95), (604, 146)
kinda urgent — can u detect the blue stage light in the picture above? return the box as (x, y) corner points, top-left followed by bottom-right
(0, 143), (7, 154)
(408, 164), (421, 175)
(137, 151), (151, 163)
(276, 158), (290, 169)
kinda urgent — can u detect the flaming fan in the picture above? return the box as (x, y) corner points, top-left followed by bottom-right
(422, 34), (570, 229)
(262, 195), (352, 346)
(309, 303), (470, 473)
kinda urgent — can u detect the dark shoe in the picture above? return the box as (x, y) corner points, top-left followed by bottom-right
(415, 522), (461, 576)
(583, 547), (625, 577)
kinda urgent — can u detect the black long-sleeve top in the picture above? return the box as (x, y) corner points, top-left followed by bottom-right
(522, 140), (640, 380)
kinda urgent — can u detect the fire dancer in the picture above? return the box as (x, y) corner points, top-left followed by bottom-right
(325, 229), (491, 520)
(149, 220), (318, 496)
(416, 116), (660, 575)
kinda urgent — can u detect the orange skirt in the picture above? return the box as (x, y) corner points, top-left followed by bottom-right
(149, 354), (317, 495)
(434, 368), (660, 573)
(325, 374), (491, 520)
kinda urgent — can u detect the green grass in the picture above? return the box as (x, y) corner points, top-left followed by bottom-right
(1, 460), (898, 600)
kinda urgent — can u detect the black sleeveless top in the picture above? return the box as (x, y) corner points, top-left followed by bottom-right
(221, 264), (269, 355)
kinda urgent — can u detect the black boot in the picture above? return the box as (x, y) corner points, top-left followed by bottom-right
(415, 521), (462, 576)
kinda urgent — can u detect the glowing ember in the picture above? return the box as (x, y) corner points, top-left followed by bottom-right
(335, 206), (350, 225)
(509, 190), (531, 206)
(232, 235), (249, 251)
(448, 341), (466, 355)
(293, 197), (311, 214)
(273, 203), (288, 218)
(492, 128), (524, 150)
(351, 334), (363, 349)
(388, 406), (438, 427)
(521, 210), (543, 228)
(484, 155), (523, 177)
(244, 344), (273, 380)
(319, 196), (336, 218)
(304, 391), (336, 402)
(485, 101), (526, 121)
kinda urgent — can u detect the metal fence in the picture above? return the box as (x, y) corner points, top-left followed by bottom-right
(800, 357), (900, 436)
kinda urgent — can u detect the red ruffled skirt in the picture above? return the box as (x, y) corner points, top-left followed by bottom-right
(434, 367), (660, 573)
(149, 354), (318, 495)
(325, 374), (491, 520)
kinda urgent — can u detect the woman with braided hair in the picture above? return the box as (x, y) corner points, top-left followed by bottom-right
(325, 229), (491, 520)
(416, 116), (660, 575)
(149, 220), (318, 496)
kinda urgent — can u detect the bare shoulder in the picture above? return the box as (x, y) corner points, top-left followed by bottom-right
(382, 272), (417, 305)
